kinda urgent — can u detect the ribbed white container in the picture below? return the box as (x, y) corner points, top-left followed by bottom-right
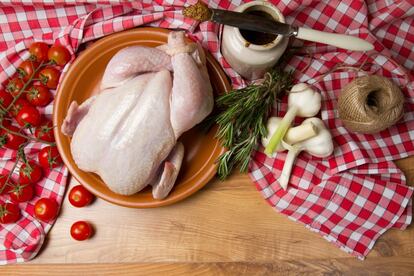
(221, 1), (288, 80)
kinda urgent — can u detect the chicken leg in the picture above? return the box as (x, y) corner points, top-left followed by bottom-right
(151, 142), (184, 199)
(168, 32), (214, 137)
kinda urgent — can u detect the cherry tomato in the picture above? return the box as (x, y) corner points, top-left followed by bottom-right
(9, 97), (30, 117)
(70, 221), (93, 241)
(68, 185), (94, 208)
(34, 197), (58, 222)
(6, 77), (25, 98)
(35, 121), (55, 142)
(29, 42), (49, 63)
(0, 173), (12, 195)
(48, 45), (70, 66)
(39, 67), (60, 89)
(0, 125), (27, 150)
(17, 60), (39, 82)
(26, 84), (51, 107)
(19, 161), (43, 185)
(1, 119), (11, 128)
(9, 183), (34, 203)
(0, 89), (13, 109)
(38, 146), (63, 169)
(16, 105), (41, 127)
(0, 203), (20, 224)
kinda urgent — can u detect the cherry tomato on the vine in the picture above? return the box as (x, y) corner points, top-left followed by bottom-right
(39, 67), (60, 89)
(68, 185), (94, 208)
(17, 60), (39, 82)
(9, 183), (34, 203)
(1, 119), (11, 128)
(35, 121), (55, 142)
(0, 203), (20, 224)
(9, 97), (30, 117)
(0, 89), (13, 109)
(16, 105), (41, 127)
(38, 146), (63, 169)
(26, 84), (51, 107)
(0, 125), (27, 150)
(0, 173), (12, 195)
(6, 77), (25, 98)
(19, 161), (43, 185)
(48, 45), (70, 66)
(29, 42), (49, 63)
(70, 221), (93, 241)
(34, 197), (58, 222)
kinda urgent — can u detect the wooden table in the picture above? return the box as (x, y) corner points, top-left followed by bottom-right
(1, 157), (413, 275)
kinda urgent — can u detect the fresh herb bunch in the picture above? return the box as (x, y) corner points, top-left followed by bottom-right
(213, 67), (293, 179)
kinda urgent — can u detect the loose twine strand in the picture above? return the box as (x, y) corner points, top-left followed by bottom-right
(291, 52), (406, 134)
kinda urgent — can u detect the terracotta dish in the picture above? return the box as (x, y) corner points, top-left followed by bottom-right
(53, 27), (230, 208)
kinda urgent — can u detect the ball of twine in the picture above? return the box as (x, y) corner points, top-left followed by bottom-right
(338, 75), (405, 134)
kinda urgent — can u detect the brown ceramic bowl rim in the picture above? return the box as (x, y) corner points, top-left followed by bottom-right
(53, 27), (231, 208)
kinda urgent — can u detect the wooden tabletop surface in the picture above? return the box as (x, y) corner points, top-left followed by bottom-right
(1, 157), (413, 275)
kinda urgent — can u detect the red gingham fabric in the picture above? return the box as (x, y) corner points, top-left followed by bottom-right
(249, 0), (414, 260)
(0, 0), (412, 263)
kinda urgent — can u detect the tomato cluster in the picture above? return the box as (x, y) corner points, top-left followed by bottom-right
(0, 42), (69, 226)
(0, 41), (94, 242)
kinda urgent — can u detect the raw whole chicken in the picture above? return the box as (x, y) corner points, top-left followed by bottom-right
(61, 31), (213, 199)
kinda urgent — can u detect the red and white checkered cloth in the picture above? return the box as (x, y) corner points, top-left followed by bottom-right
(0, 0), (413, 263)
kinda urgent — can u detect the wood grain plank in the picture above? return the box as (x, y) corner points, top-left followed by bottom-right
(31, 175), (352, 263)
(396, 158), (414, 185)
(3, 258), (414, 275)
(26, 157), (413, 264)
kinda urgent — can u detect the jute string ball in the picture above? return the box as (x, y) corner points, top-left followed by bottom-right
(338, 75), (405, 134)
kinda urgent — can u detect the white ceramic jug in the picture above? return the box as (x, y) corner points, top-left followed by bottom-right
(221, 1), (288, 80)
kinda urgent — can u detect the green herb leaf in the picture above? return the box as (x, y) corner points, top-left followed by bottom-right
(209, 66), (294, 179)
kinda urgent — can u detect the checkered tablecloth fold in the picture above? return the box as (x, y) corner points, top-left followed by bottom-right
(0, 0), (413, 263)
(248, 0), (414, 259)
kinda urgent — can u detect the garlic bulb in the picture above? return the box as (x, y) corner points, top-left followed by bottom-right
(279, 117), (333, 190)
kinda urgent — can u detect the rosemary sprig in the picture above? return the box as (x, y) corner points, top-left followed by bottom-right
(212, 66), (293, 179)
